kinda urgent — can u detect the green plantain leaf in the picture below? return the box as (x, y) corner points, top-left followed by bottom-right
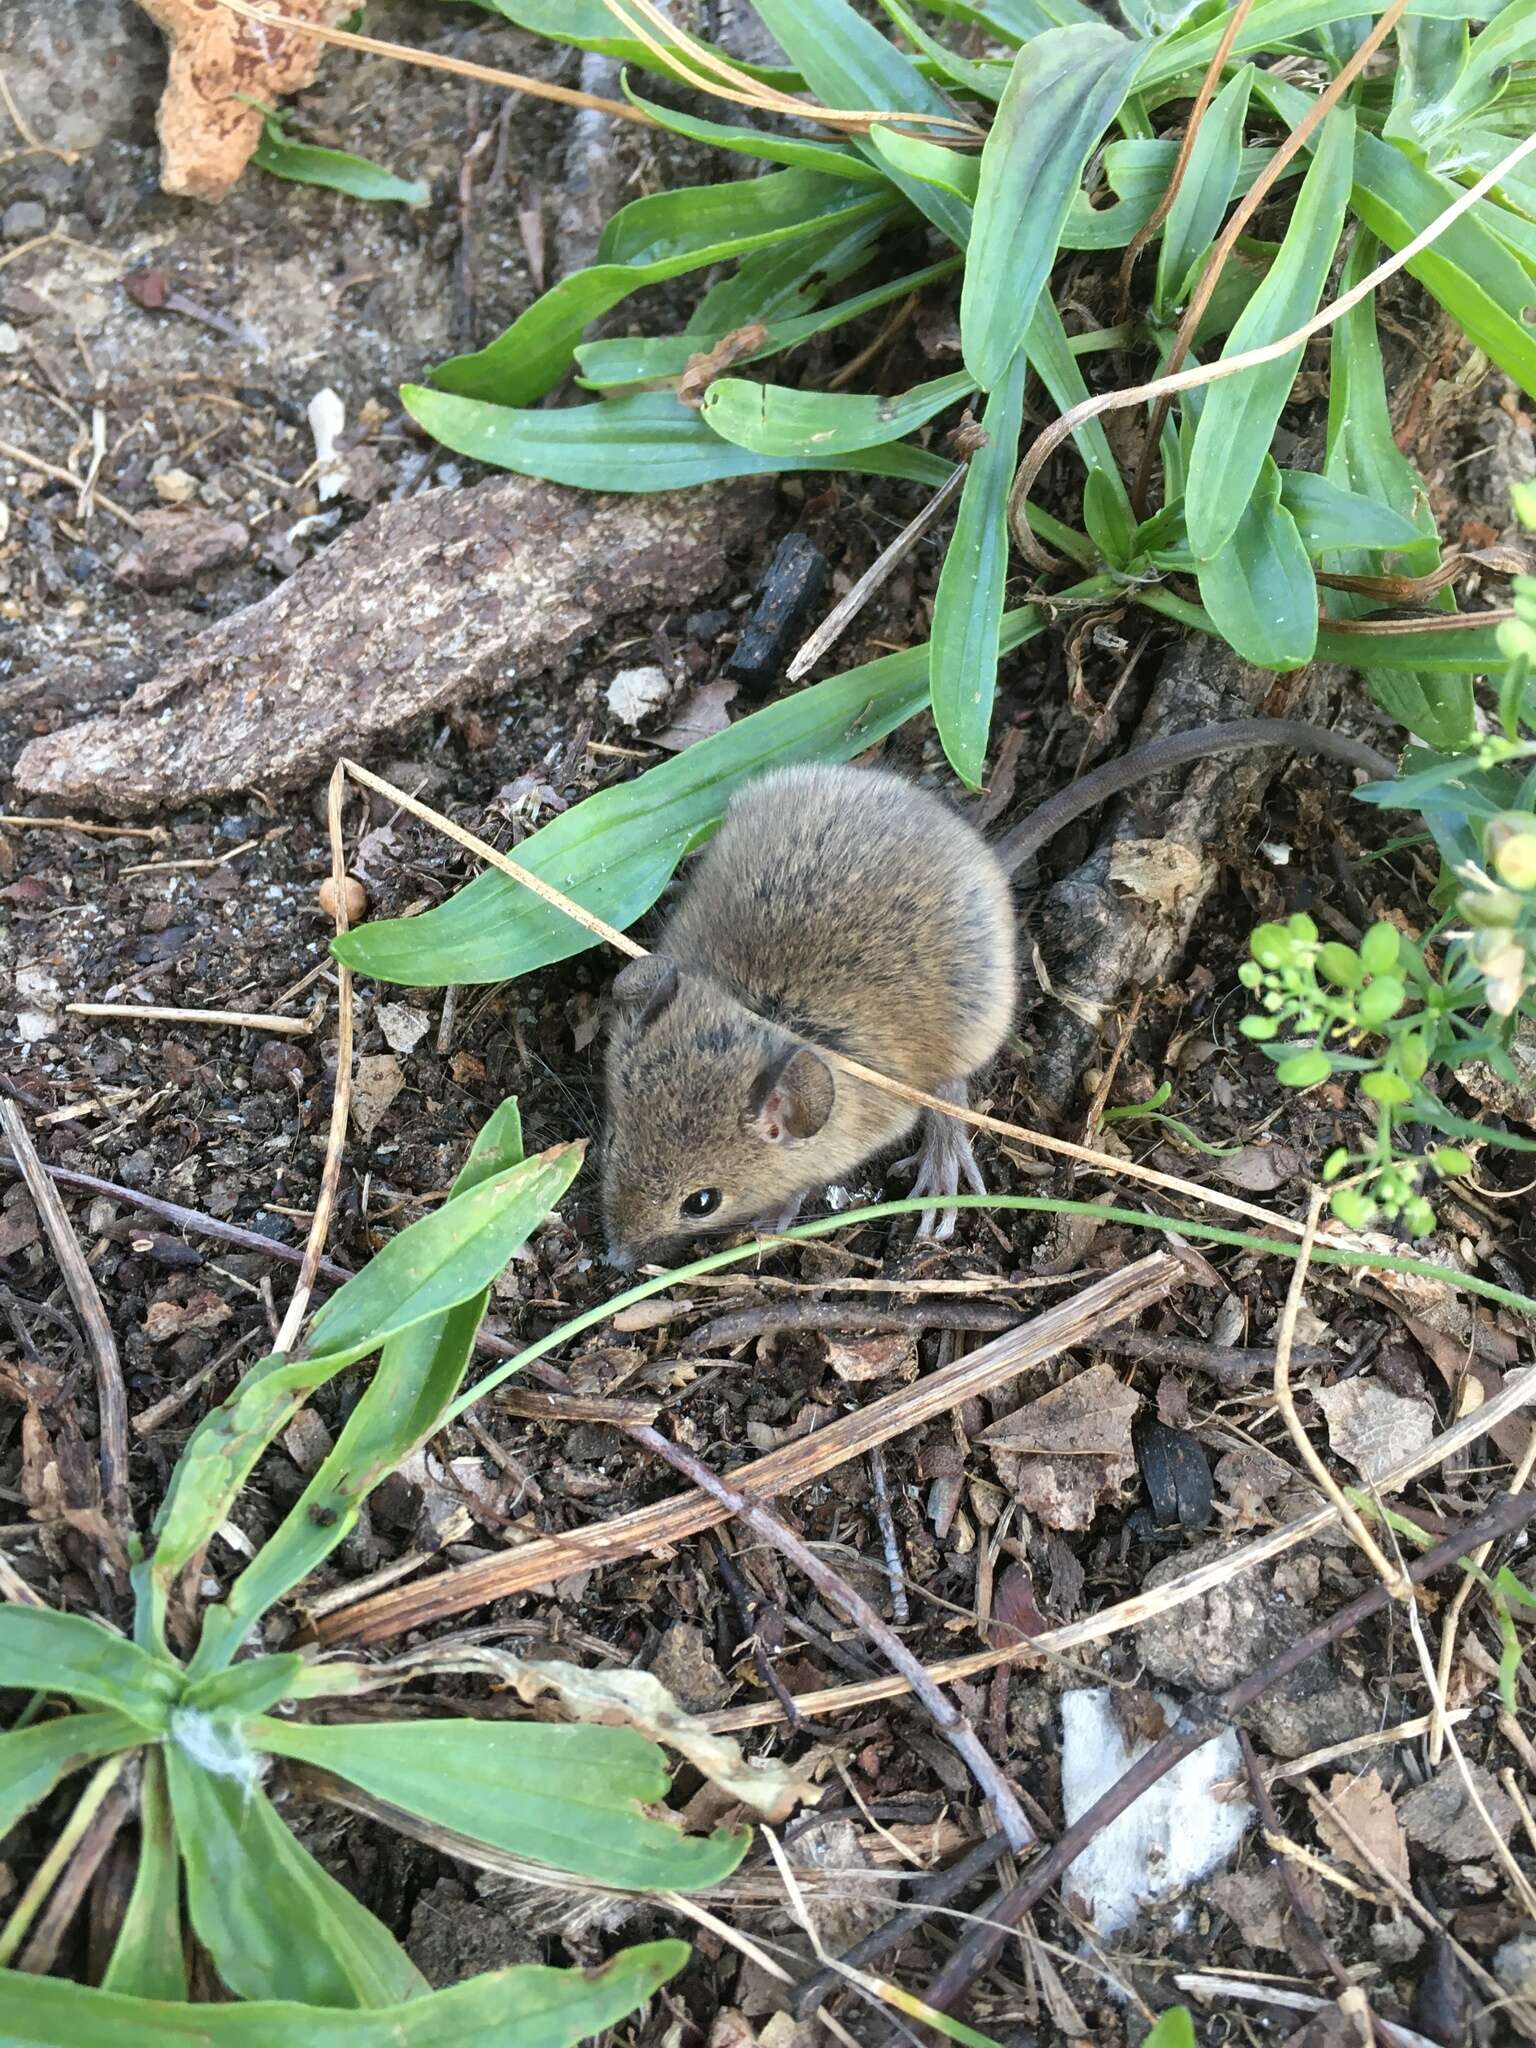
(1063, 141), (1289, 253)
(165, 1741), (426, 2007)
(450, 0), (801, 85)
(1155, 66), (1254, 318)
(101, 1750), (186, 2002)
(186, 1105), (528, 1681)
(867, 125), (980, 203)
(403, 386), (954, 491)
(0, 1609), (181, 1729)
(621, 80), (888, 182)
(1195, 457), (1319, 668)
(332, 609), (1044, 989)
(250, 1718), (748, 1891)
(700, 369), (973, 456)
(1276, 470), (1428, 554)
(931, 349), (1028, 788)
(429, 174), (892, 404)
(963, 23), (1145, 388)
(0, 1709), (146, 1838)
(252, 114), (427, 206)
(0, 1940), (688, 2045)
(685, 209), (892, 335)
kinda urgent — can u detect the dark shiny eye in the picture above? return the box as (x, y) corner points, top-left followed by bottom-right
(681, 1188), (722, 1220)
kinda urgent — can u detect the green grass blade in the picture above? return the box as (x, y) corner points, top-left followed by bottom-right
(687, 209), (892, 335)
(621, 79), (888, 181)
(0, 1710), (145, 1838)
(1136, 584), (1512, 673)
(700, 368), (973, 455)
(333, 609), (1045, 989)
(251, 115), (427, 206)
(1155, 65), (1253, 319)
(0, 1610), (181, 1729)
(100, 1750), (185, 2002)
(1186, 107), (1354, 560)
(455, 0), (801, 85)
(1195, 457), (1319, 668)
(250, 1719), (748, 1890)
(403, 385), (953, 491)
(164, 1743), (425, 2007)
(931, 348), (1028, 787)
(963, 24), (1145, 388)
(0, 1942), (688, 2045)
(1277, 469), (1427, 554)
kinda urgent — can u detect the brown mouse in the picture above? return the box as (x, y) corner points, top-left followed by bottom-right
(600, 717), (1395, 1267)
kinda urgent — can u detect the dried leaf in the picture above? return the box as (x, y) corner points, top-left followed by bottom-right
(1313, 1378), (1435, 1486)
(376, 1002), (431, 1055)
(823, 1333), (918, 1385)
(1106, 836), (1209, 912)
(1398, 1759), (1516, 1860)
(980, 1361), (1139, 1457)
(1313, 1768), (1409, 1882)
(653, 680), (739, 753)
(143, 1291), (233, 1342)
(678, 323), (771, 408)
(350, 1052), (405, 1137)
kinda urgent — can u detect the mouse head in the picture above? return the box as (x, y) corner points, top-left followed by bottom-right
(601, 955), (835, 1268)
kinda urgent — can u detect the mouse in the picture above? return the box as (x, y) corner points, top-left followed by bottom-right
(600, 716), (1396, 1268)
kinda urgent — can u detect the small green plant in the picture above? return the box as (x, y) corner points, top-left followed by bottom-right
(1139, 2008), (1196, 2048)
(0, 1105), (746, 2036)
(248, 105), (429, 205)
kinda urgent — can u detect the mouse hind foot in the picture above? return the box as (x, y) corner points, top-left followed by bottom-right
(895, 1081), (987, 1240)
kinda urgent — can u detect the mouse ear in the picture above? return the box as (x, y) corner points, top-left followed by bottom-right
(611, 955), (679, 1029)
(748, 1045), (834, 1144)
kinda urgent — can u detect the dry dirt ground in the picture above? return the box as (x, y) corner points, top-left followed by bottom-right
(4, 5), (1536, 2043)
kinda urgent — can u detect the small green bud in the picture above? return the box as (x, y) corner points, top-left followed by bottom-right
(1356, 975), (1406, 1026)
(1359, 922), (1401, 976)
(1240, 1015), (1279, 1040)
(1330, 1187), (1375, 1228)
(1317, 943), (1363, 988)
(1486, 812), (1536, 892)
(1511, 479), (1536, 529)
(1287, 912), (1318, 945)
(1323, 1147), (1351, 1182)
(1432, 1147), (1471, 1177)
(1250, 923), (1293, 969)
(1238, 961), (1264, 989)
(1276, 1049), (1332, 1088)
(1495, 618), (1536, 664)
(1362, 1070), (1413, 1106)
(1404, 1197), (1437, 1237)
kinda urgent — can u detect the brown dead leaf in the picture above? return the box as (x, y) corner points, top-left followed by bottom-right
(0, 1189), (39, 1259)
(143, 1290), (234, 1342)
(350, 1051), (405, 1137)
(1313, 1768), (1409, 1882)
(677, 323), (770, 407)
(1399, 1759), (1516, 1859)
(1209, 1142), (1301, 1193)
(823, 1333), (918, 1385)
(1107, 836), (1209, 912)
(983, 1363), (1140, 1531)
(653, 680), (739, 753)
(134, 0), (355, 200)
(1313, 1377), (1435, 1485)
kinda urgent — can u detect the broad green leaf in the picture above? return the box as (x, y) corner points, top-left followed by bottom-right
(451, 0), (800, 85)
(0, 1941), (688, 2046)
(1155, 66), (1253, 318)
(430, 174), (891, 404)
(748, 0), (974, 246)
(1371, 670), (1479, 750)
(181, 1653), (309, 1715)
(963, 24), (1145, 388)
(1385, 16), (1469, 150)
(250, 1718), (748, 1890)
(1063, 140), (1288, 253)
(1258, 75), (1536, 397)
(404, 386), (954, 492)
(101, 1750), (185, 2002)
(1277, 470), (1428, 554)
(165, 1742), (426, 2007)
(140, 1145), (582, 1646)
(1138, 585), (1512, 673)
(0, 1609), (181, 1728)
(0, 1709), (145, 1837)
(700, 368), (973, 457)
(687, 209), (892, 335)
(575, 255), (963, 387)
(187, 1105), (528, 1681)
(878, 0), (1011, 98)
(932, 348), (1028, 787)
(1186, 108), (1355, 561)
(868, 125), (980, 203)
(1140, 2010), (1197, 2048)
(622, 80), (888, 183)
(1196, 457), (1319, 668)
(333, 608), (1044, 989)
(252, 114), (427, 206)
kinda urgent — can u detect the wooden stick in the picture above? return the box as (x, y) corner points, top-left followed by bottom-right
(67, 1003), (311, 1037)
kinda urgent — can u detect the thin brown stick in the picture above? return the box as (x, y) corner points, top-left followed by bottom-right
(920, 1489), (1536, 2016)
(274, 763), (352, 1354)
(1129, 0), (1411, 521)
(687, 1298), (1017, 1349)
(0, 814), (164, 842)
(67, 1002), (311, 1037)
(0, 1102), (131, 1542)
(314, 1253), (1182, 1645)
(632, 1421), (1035, 1853)
(787, 467), (965, 682)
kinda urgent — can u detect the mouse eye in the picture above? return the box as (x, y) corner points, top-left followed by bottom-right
(681, 1188), (722, 1220)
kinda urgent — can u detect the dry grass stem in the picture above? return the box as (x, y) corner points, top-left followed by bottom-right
(67, 1002), (312, 1037)
(0, 437), (142, 531)
(1429, 1424), (1536, 1762)
(0, 814), (165, 841)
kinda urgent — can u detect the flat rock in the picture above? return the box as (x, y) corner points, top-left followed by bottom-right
(16, 475), (769, 814)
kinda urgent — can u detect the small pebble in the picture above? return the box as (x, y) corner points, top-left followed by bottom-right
(0, 323), (19, 355)
(318, 873), (368, 924)
(1, 200), (46, 242)
(153, 468), (199, 505)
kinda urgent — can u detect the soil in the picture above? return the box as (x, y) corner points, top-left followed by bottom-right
(4, 5), (1536, 2043)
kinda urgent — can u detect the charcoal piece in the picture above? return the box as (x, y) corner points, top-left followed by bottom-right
(1134, 1416), (1214, 1531)
(724, 532), (828, 690)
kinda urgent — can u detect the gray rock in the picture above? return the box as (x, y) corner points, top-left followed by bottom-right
(2, 201), (47, 242)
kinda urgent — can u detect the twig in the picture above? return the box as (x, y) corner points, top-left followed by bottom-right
(868, 1445), (909, 1626)
(67, 1002), (311, 1037)
(708, 1532), (805, 1730)
(1273, 1191), (1409, 1596)
(0, 814), (164, 841)
(686, 1298), (1017, 1350)
(919, 1488), (1536, 2016)
(0, 1102), (131, 1544)
(273, 764), (352, 1354)
(1012, 122), (1536, 570)
(1092, 1328), (1335, 1384)
(786, 467), (964, 683)
(0, 437), (141, 530)
(632, 1422), (1036, 1854)
(1429, 1426), (1536, 1762)
(131, 1326), (267, 1435)
(493, 1387), (661, 1427)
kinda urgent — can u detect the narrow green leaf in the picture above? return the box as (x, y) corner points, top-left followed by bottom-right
(1140, 2011), (1197, 2048)
(181, 1654), (309, 1716)
(0, 1941), (688, 2045)
(1142, 0), (1500, 95)
(1136, 586), (1512, 673)
(963, 24), (1145, 388)
(1024, 296), (1135, 522)
(333, 608), (1045, 989)
(877, 0), (1011, 98)
(1155, 66), (1253, 318)
(430, 174), (891, 404)
(252, 114), (427, 206)
(454, 0), (800, 85)
(1384, 16), (1469, 150)
(1186, 108), (1355, 561)
(0, 1609), (181, 1729)
(404, 386), (953, 492)
(867, 125), (980, 203)
(0, 1710), (145, 1838)
(1195, 458), (1319, 668)
(622, 80), (887, 182)
(700, 369), (973, 457)
(1439, 0), (1536, 128)
(687, 209), (891, 335)
(251, 1718), (748, 1891)
(101, 1750), (186, 2002)
(165, 1742), (426, 2007)
(931, 348), (1027, 788)
(1062, 141), (1288, 253)
(1277, 470), (1428, 554)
